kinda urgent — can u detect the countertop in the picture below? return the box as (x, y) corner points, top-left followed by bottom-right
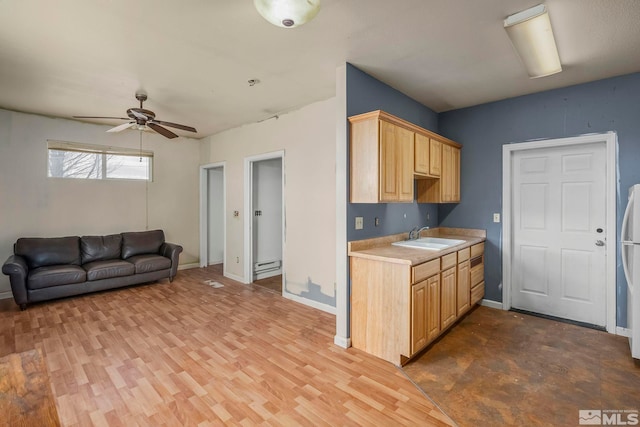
(348, 227), (486, 266)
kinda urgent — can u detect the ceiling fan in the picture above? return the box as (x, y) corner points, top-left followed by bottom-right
(73, 93), (197, 139)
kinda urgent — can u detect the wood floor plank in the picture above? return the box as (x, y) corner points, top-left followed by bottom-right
(0, 267), (454, 426)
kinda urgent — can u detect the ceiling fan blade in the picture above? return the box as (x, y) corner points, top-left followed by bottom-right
(73, 116), (130, 120)
(147, 122), (178, 139)
(106, 122), (135, 133)
(152, 120), (197, 133)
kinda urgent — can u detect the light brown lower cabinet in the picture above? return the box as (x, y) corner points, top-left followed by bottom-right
(426, 274), (441, 342)
(470, 242), (485, 305)
(440, 267), (457, 329)
(457, 259), (470, 315)
(350, 241), (485, 366)
(411, 280), (428, 353)
(411, 274), (441, 355)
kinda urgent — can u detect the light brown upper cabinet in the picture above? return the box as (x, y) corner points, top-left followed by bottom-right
(414, 134), (441, 178)
(350, 111), (414, 203)
(350, 110), (461, 204)
(380, 120), (414, 202)
(417, 143), (461, 203)
(414, 133), (429, 175)
(429, 139), (442, 177)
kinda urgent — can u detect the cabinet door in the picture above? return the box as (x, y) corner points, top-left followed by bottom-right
(397, 126), (415, 202)
(414, 133), (429, 175)
(441, 144), (453, 202)
(451, 147), (460, 202)
(379, 120), (398, 201)
(440, 267), (457, 329)
(411, 280), (428, 354)
(457, 259), (470, 316)
(429, 139), (442, 176)
(426, 274), (441, 342)
(440, 145), (461, 203)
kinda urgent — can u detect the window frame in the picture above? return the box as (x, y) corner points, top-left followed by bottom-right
(47, 140), (154, 182)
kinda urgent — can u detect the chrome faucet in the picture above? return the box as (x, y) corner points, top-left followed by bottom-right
(409, 226), (430, 240)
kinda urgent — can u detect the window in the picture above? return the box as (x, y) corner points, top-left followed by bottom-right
(47, 140), (153, 181)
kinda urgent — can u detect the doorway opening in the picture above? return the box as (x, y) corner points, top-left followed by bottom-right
(244, 151), (284, 294)
(502, 133), (617, 333)
(199, 162), (226, 275)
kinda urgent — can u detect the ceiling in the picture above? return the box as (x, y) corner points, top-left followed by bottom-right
(0, 0), (639, 139)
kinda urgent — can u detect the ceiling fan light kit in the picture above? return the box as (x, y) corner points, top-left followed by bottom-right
(504, 4), (562, 79)
(254, 0), (320, 28)
(73, 92), (197, 139)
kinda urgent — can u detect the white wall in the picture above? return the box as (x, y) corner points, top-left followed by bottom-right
(201, 97), (337, 307)
(0, 109), (201, 295)
(207, 167), (224, 264)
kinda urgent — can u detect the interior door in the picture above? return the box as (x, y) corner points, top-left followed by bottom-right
(252, 158), (283, 278)
(511, 142), (607, 326)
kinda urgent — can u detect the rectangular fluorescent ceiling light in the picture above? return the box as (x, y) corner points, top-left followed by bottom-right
(504, 4), (562, 78)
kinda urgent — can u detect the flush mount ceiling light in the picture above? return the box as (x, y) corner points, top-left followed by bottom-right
(254, 0), (320, 28)
(504, 4), (562, 78)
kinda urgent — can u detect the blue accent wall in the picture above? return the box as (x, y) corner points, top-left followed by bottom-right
(346, 64), (439, 240)
(438, 72), (640, 327)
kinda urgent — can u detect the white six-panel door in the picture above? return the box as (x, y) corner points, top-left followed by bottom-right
(511, 142), (607, 326)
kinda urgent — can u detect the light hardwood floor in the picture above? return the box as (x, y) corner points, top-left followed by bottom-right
(0, 266), (453, 426)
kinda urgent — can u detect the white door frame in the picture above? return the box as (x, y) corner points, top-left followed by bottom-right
(199, 162), (226, 272)
(243, 151), (285, 286)
(502, 132), (617, 333)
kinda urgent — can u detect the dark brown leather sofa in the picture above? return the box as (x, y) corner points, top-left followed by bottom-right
(2, 229), (182, 310)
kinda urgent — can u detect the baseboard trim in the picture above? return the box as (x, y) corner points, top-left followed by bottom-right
(224, 272), (247, 284)
(254, 268), (282, 281)
(616, 326), (631, 337)
(178, 263), (200, 271)
(0, 291), (12, 300)
(334, 335), (351, 349)
(282, 292), (337, 315)
(480, 299), (504, 310)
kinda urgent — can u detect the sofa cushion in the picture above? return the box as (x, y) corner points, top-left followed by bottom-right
(27, 265), (86, 290)
(126, 254), (171, 274)
(81, 234), (122, 264)
(16, 237), (81, 269)
(83, 259), (135, 281)
(121, 230), (165, 259)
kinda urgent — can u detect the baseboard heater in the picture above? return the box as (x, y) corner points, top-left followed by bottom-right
(254, 260), (281, 274)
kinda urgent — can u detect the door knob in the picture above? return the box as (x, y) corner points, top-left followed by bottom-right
(595, 240), (605, 246)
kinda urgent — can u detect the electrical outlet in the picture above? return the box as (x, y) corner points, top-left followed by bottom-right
(355, 217), (364, 230)
(374, 217), (380, 227)
(493, 213), (501, 223)
(236, 256), (240, 263)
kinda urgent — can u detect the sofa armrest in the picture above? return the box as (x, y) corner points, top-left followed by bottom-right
(2, 255), (29, 306)
(160, 242), (183, 280)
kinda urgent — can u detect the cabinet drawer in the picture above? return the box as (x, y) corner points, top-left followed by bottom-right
(457, 247), (470, 262)
(470, 242), (484, 258)
(471, 281), (485, 305)
(412, 259), (440, 283)
(470, 263), (484, 287)
(441, 252), (457, 270)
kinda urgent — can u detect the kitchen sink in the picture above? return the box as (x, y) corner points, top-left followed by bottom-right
(392, 237), (466, 250)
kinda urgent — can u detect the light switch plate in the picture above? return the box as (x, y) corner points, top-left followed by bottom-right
(493, 213), (500, 223)
(355, 217), (364, 230)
